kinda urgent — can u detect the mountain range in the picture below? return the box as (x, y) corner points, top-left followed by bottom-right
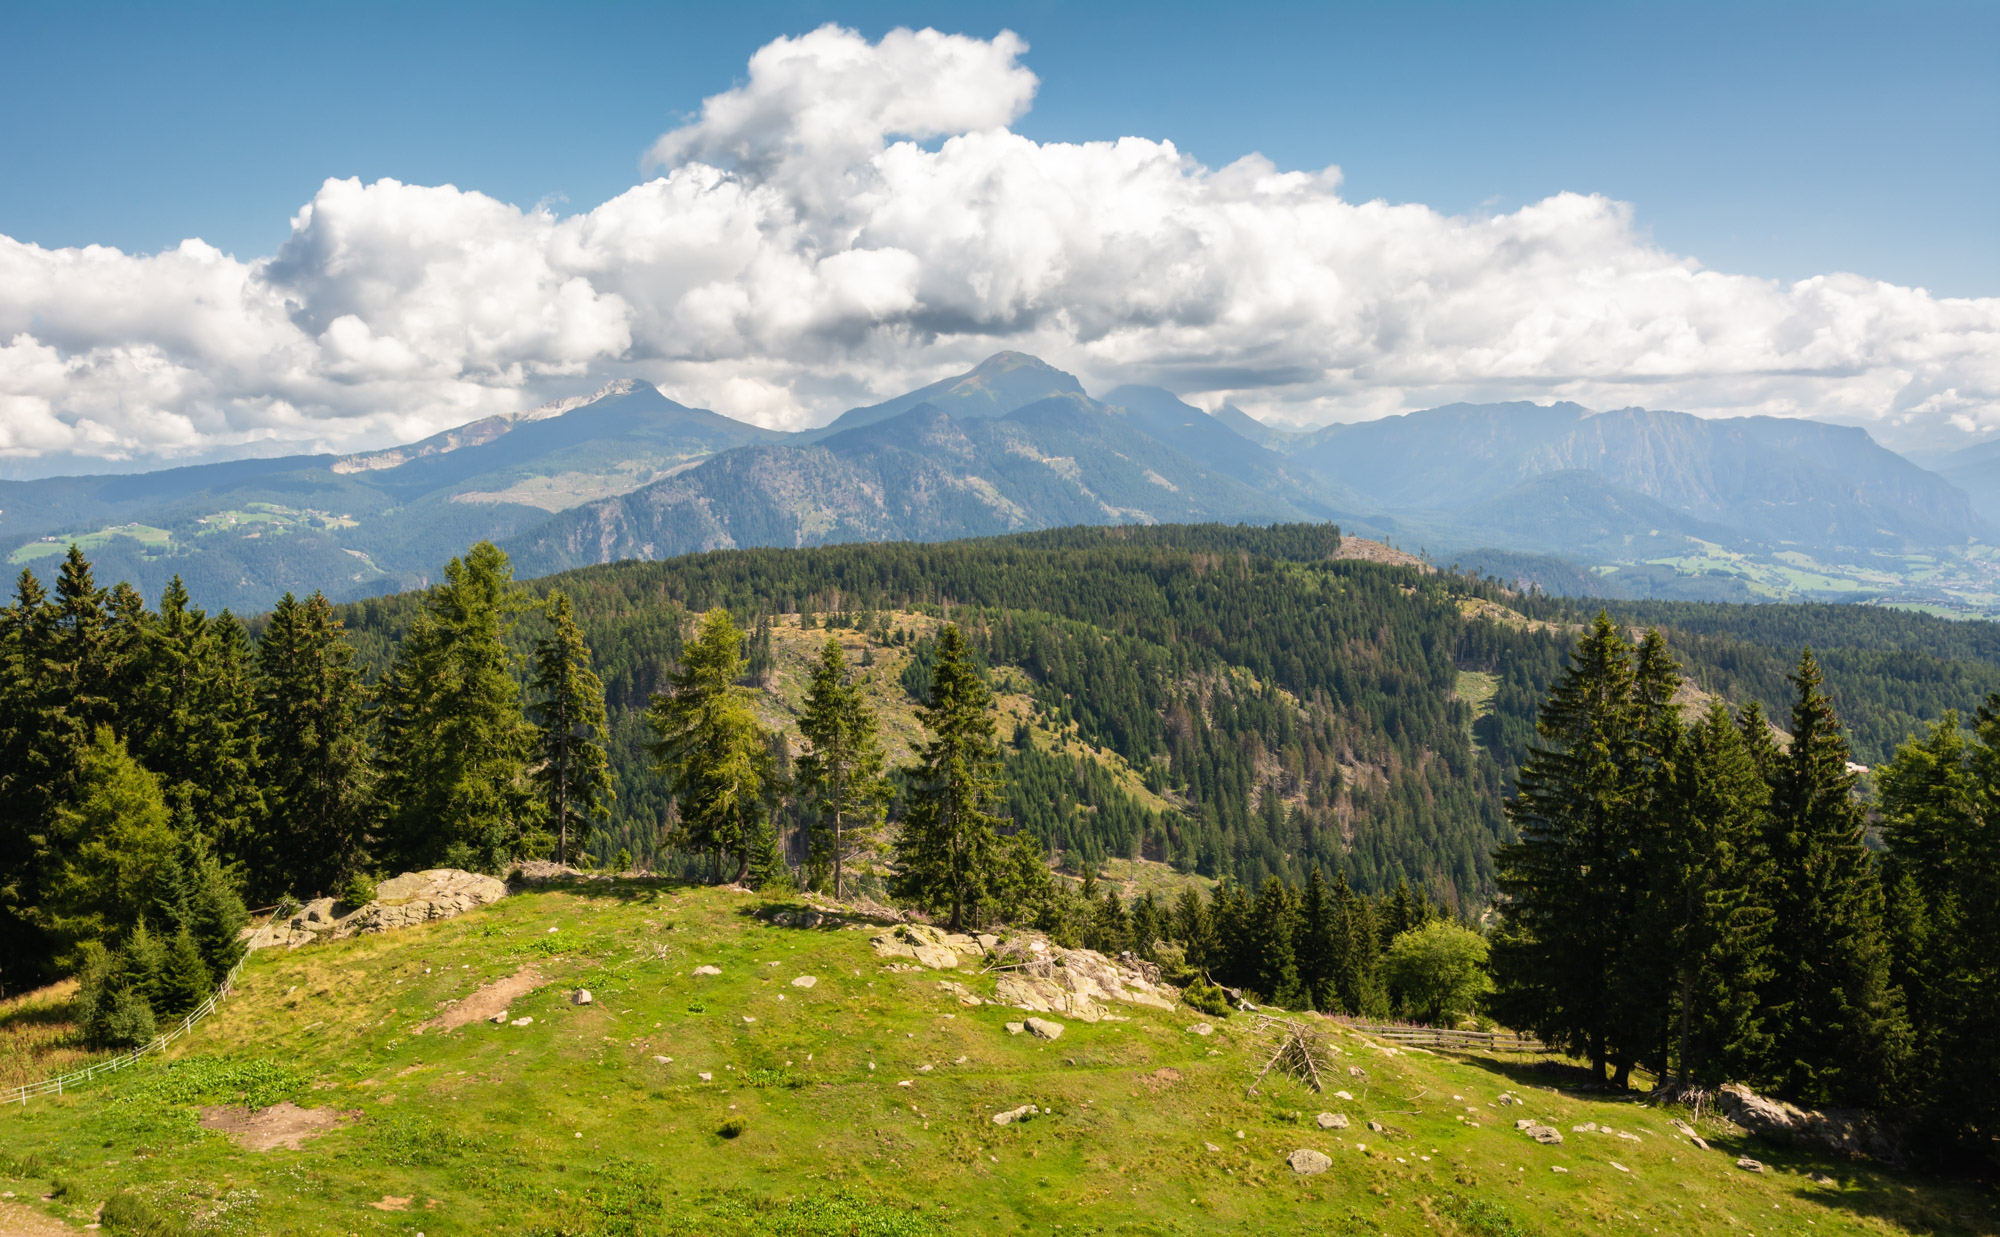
(6, 351), (1998, 614)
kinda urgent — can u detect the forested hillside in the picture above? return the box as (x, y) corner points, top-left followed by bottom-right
(327, 524), (2000, 910)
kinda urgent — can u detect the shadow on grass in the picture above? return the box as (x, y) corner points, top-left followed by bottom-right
(1449, 1051), (1998, 1236)
(508, 874), (688, 906)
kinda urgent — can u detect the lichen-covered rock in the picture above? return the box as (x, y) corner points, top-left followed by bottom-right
(1287, 1149), (1332, 1175)
(1317, 1112), (1349, 1129)
(1528, 1125), (1563, 1145)
(1025, 1017), (1064, 1040)
(246, 869), (507, 950)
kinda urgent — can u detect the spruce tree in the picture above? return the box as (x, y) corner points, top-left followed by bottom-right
(647, 609), (770, 884)
(1129, 891), (1165, 960)
(891, 624), (1006, 929)
(795, 637), (889, 900)
(1877, 706), (2000, 1144)
(1651, 702), (1775, 1089)
(1171, 886), (1215, 971)
(1759, 650), (1907, 1106)
(255, 592), (371, 899)
(374, 543), (543, 873)
(529, 591), (614, 867)
(1490, 613), (1640, 1080)
(1297, 866), (1337, 1012)
(1248, 878), (1304, 1008)
(42, 728), (178, 966)
(128, 580), (261, 864)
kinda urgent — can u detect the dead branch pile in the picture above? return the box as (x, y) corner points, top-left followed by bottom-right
(1247, 1014), (1334, 1094)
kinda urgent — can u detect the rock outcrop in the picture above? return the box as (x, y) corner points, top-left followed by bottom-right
(247, 869), (508, 950)
(1715, 1083), (1901, 1163)
(985, 939), (1180, 1021)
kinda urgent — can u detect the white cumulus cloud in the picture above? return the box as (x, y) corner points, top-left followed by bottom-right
(0, 22), (1995, 472)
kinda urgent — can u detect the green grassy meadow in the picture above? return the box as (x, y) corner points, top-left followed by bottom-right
(0, 882), (1992, 1236)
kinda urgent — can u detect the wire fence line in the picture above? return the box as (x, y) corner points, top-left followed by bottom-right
(1345, 1022), (1550, 1053)
(6, 948), (252, 1108)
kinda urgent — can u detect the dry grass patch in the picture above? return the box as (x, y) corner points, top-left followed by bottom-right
(0, 981), (100, 1089)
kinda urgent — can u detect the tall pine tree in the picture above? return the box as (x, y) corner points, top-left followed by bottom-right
(1490, 613), (1641, 1081)
(255, 591), (371, 899)
(1758, 650), (1906, 1106)
(373, 543), (543, 873)
(796, 637), (889, 899)
(529, 591), (613, 867)
(647, 609), (770, 884)
(892, 624), (1006, 930)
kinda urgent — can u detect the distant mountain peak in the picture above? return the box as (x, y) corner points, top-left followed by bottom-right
(809, 351), (1087, 439)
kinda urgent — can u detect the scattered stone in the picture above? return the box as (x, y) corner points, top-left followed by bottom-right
(1316, 1113), (1349, 1130)
(1689, 1134), (1712, 1150)
(692, 965), (722, 976)
(698, 1072), (712, 1082)
(1006, 1021), (1026, 1035)
(489, 1012), (510, 1025)
(791, 975), (817, 989)
(1334, 1090), (1354, 1101)
(1810, 1172), (1837, 1186)
(1737, 1157), (1765, 1173)
(652, 1056), (670, 1064)
(571, 989), (593, 1005)
(1515, 1118), (1536, 1130)
(1609, 1161), (1630, 1173)
(1574, 1122), (1598, 1132)
(1204, 1141), (1221, 1152)
(1367, 1120), (1386, 1133)
(510, 1016), (533, 1027)
(1497, 1092), (1520, 1105)
(1187, 1022), (1214, 1036)
(992, 1104), (1040, 1125)
(1551, 1166), (1569, 1174)
(1618, 1132), (1641, 1142)
(1348, 1065), (1367, 1077)
(1287, 1149), (1333, 1175)
(1025, 1017), (1064, 1040)
(1528, 1125), (1564, 1145)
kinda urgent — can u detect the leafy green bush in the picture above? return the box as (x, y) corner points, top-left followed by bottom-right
(717, 1117), (746, 1139)
(1383, 921), (1492, 1025)
(1179, 975), (1233, 1018)
(118, 1057), (309, 1109)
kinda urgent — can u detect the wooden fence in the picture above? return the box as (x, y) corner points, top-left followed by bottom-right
(1346, 1023), (1549, 1053)
(6, 949), (249, 1107)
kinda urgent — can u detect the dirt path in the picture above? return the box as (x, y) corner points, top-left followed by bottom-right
(416, 965), (545, 1034)
(0, 1200), (71, 1234)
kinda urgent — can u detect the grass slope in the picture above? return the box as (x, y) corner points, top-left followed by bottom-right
(0, 883), (1989, 1236)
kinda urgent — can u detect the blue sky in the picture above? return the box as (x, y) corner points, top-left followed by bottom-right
(4, 0), (1994, 296)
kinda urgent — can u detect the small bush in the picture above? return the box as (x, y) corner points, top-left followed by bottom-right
(1179, 975), (1233, 1018)
(47, 1176), (76, 1201)
(686, 1000), (707, 1014)
(717, 1117), (746, 1139)
(337, 871), (378, 908)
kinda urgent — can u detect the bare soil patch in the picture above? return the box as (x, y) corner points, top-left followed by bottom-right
(416, 965), (545, 1034)
(0, 1201), (70, 1234)
(197, 1101), (355, 1151)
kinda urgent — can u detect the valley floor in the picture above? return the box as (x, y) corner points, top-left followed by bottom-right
(0, 882), (1989, 1236)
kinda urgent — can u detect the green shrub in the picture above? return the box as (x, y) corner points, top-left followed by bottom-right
(718, 1117), (746, 1139)
(338, 871), (378, 908)
(1179, 975), (1233, 1018)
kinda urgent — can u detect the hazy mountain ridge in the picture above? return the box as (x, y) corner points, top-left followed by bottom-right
(7, 349), (2000, 614)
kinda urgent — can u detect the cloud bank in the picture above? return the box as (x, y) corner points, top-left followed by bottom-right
(2, 23), (1996, 470)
